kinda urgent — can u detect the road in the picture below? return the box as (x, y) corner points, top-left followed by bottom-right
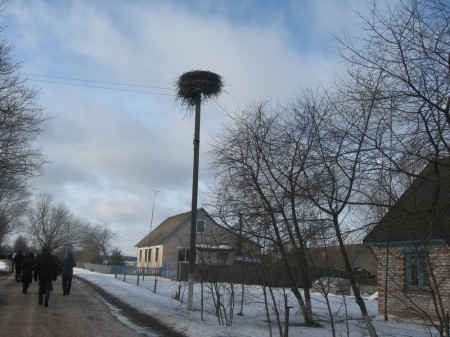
(0, 270), (184, 337)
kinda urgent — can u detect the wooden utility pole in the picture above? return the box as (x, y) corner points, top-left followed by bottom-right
(176, 70), (223, 311)
(187, 94), (201, 311)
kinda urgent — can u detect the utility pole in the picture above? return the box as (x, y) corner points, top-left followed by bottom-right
(65, 222), (69, 258)
(187, 94), (201, 310)
(147, 190), (159, 269)
(176, 70), (223, 311)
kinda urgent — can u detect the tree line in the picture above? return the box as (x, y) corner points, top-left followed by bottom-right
(5, 193), (124, 265)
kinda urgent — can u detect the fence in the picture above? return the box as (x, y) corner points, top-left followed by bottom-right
(83, 263), (161, 276)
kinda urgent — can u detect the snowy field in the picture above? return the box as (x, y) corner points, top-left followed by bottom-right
(66, 267), (439, 337)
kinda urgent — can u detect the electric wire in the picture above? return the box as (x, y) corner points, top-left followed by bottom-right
(25, 73), (172, 90)
(25, 73), (175, 97)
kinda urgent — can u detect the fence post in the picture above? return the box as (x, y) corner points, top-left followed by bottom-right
(177, 284), (182, 301)
(153, 278), (158, 293)
(123, 271), (126, 282)
(284, 305), (293, 337)
(137, 268), (140, 286)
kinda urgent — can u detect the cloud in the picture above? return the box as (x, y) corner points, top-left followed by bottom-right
(3, 0), (363, 254)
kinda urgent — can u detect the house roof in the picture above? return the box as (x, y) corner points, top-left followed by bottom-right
(364, 158), (450, 245)
(135, 209), (196, 248)
(306, 244), (376, 274)
(135, 207), (262, 250)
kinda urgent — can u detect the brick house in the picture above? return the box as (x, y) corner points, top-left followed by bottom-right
(135, 208), (260, 279)
(364, 159), (450, 324)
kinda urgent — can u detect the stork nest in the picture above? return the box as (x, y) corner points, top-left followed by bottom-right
(176, 70), (223, 108)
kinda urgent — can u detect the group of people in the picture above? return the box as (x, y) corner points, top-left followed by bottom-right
(11, 247), (76, 307)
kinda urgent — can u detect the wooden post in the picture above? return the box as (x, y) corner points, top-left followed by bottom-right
(285, 305), (293, 337)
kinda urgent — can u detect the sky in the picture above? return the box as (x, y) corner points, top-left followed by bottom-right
(1, 0), (374, 255)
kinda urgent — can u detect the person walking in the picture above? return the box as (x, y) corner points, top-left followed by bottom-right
(34, 247), (58, 307)
(21, 252), (35, 294)
(60, 252), (76, 296)
(12, 250), (24, 283)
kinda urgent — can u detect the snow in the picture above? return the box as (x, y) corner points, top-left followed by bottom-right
(71, 268), (439, 337)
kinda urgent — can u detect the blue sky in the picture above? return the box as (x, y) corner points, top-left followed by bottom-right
(2, 0), (372, 255)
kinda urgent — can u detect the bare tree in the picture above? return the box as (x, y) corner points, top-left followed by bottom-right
(299, 85), (381, 336)
(109, 248), (124, 265)
(25, 194), (88, 252)
(0, 27), (48, 244)
(0, 176), (29, 243)
(82, 222), (116, 264)
(337, 0), (449, 169)
(333, 1), (449, 333)
(209, 101), (319, 326)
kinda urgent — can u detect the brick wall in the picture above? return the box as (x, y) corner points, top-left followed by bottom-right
(374, 245), (450, 323)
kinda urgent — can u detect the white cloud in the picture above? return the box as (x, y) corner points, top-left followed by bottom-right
(3, 0), (364, 254)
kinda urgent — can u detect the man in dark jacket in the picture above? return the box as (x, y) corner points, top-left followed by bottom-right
(21, 252), (35, 294)
(60, 252), (76, 296)
(12, 250), (24, 283)
(34, 247), (58, 307)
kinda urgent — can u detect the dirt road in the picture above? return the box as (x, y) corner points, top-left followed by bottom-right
(0, 271), (184, 337)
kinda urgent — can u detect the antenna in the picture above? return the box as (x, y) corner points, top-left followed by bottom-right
(147, 190), (160, 269)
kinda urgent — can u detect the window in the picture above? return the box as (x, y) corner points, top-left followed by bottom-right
(178, 249), (189, 262)
(155, 248), (160, 262)
(405, 252), (430, 289)
(144, 249), (148, 262)
(149, 249), (152, 263)
(196, 220), (205, 233)
(139, 249), (143, 262)
(217, 251), (229, 262)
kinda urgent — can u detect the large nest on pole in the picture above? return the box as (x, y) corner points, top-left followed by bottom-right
(176, 70), (223, 108)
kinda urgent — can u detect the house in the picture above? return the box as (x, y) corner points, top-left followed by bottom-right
(280, 244), (377, 294)
(135, 208), (261, 280)
(364, 158), (450, 323)
(307, 244), (377, 284)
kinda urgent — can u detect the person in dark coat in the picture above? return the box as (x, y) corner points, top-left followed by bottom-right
(60, 252), (76, 296)
(12, 250), (24, 283)
(53, 255), (61, 276)
(21, 252), (35, 294)
(34, 247), (58, 307)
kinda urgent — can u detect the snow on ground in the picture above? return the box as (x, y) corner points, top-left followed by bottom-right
(72, 268), (439, 337)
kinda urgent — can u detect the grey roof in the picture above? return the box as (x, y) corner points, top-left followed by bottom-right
(135, 209), (196, 248)
(364, 158), (450, 245)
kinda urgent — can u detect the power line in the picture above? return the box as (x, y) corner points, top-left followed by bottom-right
(213, 97), (230, 115)
(26, 73), (173, 91)
(28, 78), (175, 96)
